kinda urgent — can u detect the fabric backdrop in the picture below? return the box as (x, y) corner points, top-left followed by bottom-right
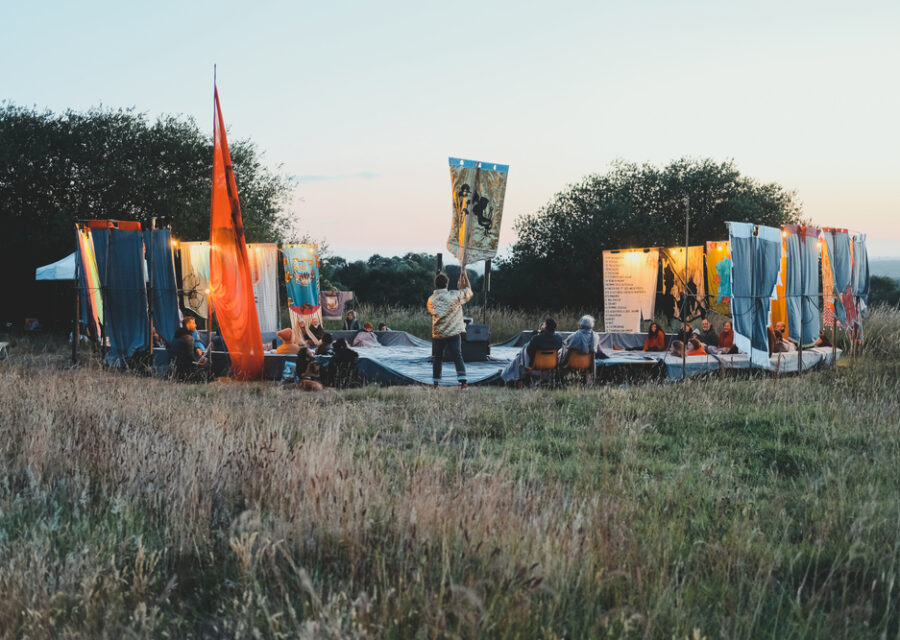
(248, 243), (280, 335)
(96, 226), (149, 365)
(602, 249), (659, 332)
(705, 241), (731, 315)
(784, 225), (821, 345)
(657, 246), (706, 323)
(144, 229), (180, 345)
(320, 290), (355, 318)
(283, 243), (321, 333)
(180, 241), (210, 320)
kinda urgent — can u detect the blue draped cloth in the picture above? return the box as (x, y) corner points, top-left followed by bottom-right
(852, 233), (870, 304)
(144, 229), (180, 344)
(824, 230), (853, 325)
(729, 222), (782, 366)
(784, 225), (821, 345)
(91, 227), (149, 365)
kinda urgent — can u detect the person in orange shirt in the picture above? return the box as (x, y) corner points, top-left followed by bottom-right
(686, 337), (707, 356)
(718, 320), (738, 354)
(642, 322), (666, 351)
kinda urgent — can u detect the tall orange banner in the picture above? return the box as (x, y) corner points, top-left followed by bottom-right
(209, 86), (264, 380)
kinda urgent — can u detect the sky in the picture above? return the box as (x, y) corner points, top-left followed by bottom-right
(3, 0), (899, 259)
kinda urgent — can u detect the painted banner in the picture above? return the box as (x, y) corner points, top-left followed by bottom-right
(209, 86), (265, 380)
(769, 233), (789, 334)
(705, 241), (731, 315)
(320, 290), (355, 318)
(602, 249), (659, 332)
(247, 243), (279, 335)
(76, 225), (104, 338)
(657, 246), (706, 322)
(822, 235), (837, 328)
(447, 157), (509, 264)
(180, 241), (210, 320)
(283, 243), (321, 333)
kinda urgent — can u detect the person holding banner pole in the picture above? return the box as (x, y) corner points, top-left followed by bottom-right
(427, 271), (473, 390)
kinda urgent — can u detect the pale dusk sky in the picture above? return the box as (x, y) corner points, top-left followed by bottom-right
(4, 0), (899, 259)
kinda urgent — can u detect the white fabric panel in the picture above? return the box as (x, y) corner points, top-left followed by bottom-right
(248, 244), (280, 335)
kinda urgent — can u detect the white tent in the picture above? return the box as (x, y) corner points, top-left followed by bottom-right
(34, 252), (149, 281)
(35, 253), (76, 280)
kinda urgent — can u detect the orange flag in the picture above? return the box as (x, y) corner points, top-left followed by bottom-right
(209, 86), (265, 380)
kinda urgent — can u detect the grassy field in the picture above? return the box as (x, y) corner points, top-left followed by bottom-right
(0, 310), (898, 638)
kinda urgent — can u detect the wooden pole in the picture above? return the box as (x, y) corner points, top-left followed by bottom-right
(681, 195), (689, 381)
(483, 258), (491, 325)
(72, 226), (80, 365)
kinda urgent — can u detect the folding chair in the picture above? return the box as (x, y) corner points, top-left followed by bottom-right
(525, 349), (559, 387)
(562, 350), (594, 385)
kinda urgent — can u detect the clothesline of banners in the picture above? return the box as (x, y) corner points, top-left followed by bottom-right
(74, 221), (347, 364)
(601, 222), (870, 357)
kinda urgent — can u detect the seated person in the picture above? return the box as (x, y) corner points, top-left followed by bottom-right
(316, 332), (334, 356)
(275, 328), (300, 354)
(172, 327), (198, 380)
(813, 330), (832, 348)
(326, 338), (360, 388)
(667, 339), (685, 358)
(377, 323), (390, 332)
(352, 322), (381, 347)
(308, 316), (325, 342)
(767, 321), (787, 354)
(696, 318), (718, 348)
(295, 319), (321, 348)
(526, 318), (563, 364)
(642, 322), (666, 351)
(772, 329), (796, 353)
(182, 316), (205, 357)
(686, 337), (707, 356)
(560, 315), (600, 366)
(295, 346), (319, 381)
(676, 322), (696, 345)
(718, 320), (738, 354)
(343, 311), (360, 331)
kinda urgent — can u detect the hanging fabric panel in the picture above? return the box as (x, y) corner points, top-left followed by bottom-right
(143, 229), (181, 344)
(447, 157), (509, 265)
(209, 87), (265, 380)
(104, 227), (150, 365)
(823, 229), (856, 328)
(283, 244), (321, 334)
(247, 243), (280, 335)
(769, 234), (789, 334)
(852, 233), (870, 308)
(180, 241), (210, 320)
(729, 222), (782, 366)
(320, 290), (355, 318)
(705, 241), (731, 315)
(657, 246), (706, 323)
(602, 249), (659, 332)
(783, 225), (821, 345)
(76, 226), (104, 339)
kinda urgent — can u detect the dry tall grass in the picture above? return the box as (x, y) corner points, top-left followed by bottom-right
(0, 310), (899, 638)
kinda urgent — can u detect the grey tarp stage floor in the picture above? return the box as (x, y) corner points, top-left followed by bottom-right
(155, 330), (841, 385)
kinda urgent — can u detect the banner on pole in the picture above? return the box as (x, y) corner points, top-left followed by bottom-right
(447, 157), (509, 264)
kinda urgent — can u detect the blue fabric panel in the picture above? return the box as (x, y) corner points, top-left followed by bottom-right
(104, 229), (149, 364)
(824, 231), (851, 325)
(144, 230), (180, 344)
(729, 232), (754, 351)
(785, 233), (802, 343)
(800, 233), (821, 344)
(752, 230), (782, 358)
(852, 235), (870, 302)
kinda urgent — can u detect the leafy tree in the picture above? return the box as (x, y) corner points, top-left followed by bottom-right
(493, 158), (803, 309)
(869, 276), (900, 308)
(0, 103), (292, 326)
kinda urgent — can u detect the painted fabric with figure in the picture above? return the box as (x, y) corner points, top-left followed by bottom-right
(728, 222), (782, 367)
(705, 241), (731, 315)
(247, 243), (280, 334)
(447, 157), (509, 264)
(144, 229), (180, 344)
(283, 244), (321, 334)
(320, 290), (355, 318)
(602, 249), (659, 332)
(208, 86), (265, 380)
(823, 229), (856, 328)
(76, 226), (104, 339)
(180, 241), (210, 319)
(784, 225), (821, 345)
(657, 247), (706, 322)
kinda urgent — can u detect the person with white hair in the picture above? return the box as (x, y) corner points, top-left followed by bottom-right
(559, 315), (601, 366)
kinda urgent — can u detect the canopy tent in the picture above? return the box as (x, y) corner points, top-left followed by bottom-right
(35, 252), (148, 281)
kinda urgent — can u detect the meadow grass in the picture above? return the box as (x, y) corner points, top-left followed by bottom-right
(0, 309), (898, 638)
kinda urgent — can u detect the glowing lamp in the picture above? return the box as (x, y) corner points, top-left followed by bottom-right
(171, 239), (179, 248)
(782, 230), (788, 238)
(204, 288), (210, 295)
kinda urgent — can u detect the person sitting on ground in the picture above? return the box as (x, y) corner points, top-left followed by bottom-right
(182, 316), (205, 357)
(642, 322), (667, 351)
(296, 319), (321, 348)
(686, 337), (708, 356)
(308, 315), (325, 341)
(667, 339), (685, 358)
(676, 321), (696, 345)
(767, 321), (788, 354)
(327, 337), (359, 388)
(814, 329), (832, 348)
(560, 315), (600, 366)
(294, 345), (324, 391)
(718, 320), (738, 354)
(377, 323), (390, 332)
(772, 329), (796, 353)
(352, 321), (381, 347)
(316, 332), (334, 356)
(172, 327), (199, 380)
(696, 318), (718, 348)
(526, 317), (564, 364)
(275, 328), (300, 354)
(343, 311), (360, 331)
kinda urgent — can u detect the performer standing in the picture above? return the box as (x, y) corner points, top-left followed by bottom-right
(427, 271), (473, 389)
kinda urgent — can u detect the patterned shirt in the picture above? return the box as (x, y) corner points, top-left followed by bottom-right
(427, 287), (473, 338)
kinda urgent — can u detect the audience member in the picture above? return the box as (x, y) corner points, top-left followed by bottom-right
(275, 328), (300, 354)
(182, 316), (205, 356)
(814, 330), (832, 348)
(676, 322), (696, 345)
(327, 338), (360, 388)
(343, 311), (360, 331)
(377, 323), (390, 331)
(352, 322), (381, 347)
(718, 320), (737, 353)
(560, 315), (599, 366)
(772, 330), (796, 353)
(686, 337), (708, 356)
(668, 340), (685, 358)
(526, 318), (563, 363)
(696, 318), (718, 348)
(642, 322), (666, 351)
(316, 332), (334, 355)
(308, 316), (325, 341)
(296, 319), (321, 347)
(172, 327), (198, 380)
